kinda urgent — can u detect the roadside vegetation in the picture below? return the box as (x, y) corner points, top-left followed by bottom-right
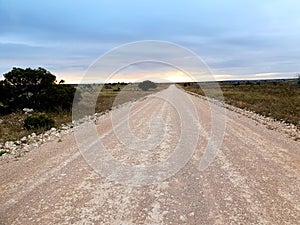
(73, 81), (166, 119)
(180, 79), (300, 127)
(0, 68), (164, 144)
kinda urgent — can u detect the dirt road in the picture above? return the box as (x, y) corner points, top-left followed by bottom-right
(1, 85), (299, 224)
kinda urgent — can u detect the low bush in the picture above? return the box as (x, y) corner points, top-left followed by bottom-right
(138, 80), (157, 91)
(24, 114), (55, 131)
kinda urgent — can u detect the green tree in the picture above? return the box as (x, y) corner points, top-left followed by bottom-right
(0, 67), (79, 114)
(37, 84), (79, 111)
(3, 67), (56, 110)
(4, 67), (56, 87)
(0, 80), (13, 114)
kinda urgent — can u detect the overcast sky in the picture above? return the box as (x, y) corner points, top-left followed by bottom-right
(0, 0), (299, 83)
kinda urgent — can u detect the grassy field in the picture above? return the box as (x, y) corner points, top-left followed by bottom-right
(180, 80), (300, 127)
(1, 80), (299, 145)
(0, 83), (168, 144)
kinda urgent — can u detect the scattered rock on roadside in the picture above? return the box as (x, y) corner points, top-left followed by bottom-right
(0, 97), (153, 161)
(186, 90), (300, 141)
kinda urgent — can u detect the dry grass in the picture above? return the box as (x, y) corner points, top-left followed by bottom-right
(0, 111), (72, 144)
(180, 80), (300, 127)
(0, 83), (168, 144)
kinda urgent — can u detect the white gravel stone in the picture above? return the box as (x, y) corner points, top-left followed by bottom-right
(189, 212), (195, 217)
(21, 137), (27, 142)
(5, 141), (15, 149)
(61, 126), (69, 130)
(23, 108), (34, 113)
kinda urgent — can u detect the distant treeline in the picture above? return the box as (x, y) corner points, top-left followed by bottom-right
(181, 78), (300, 87)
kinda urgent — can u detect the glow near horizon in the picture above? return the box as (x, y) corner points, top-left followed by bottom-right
(60, 71), (292, 84)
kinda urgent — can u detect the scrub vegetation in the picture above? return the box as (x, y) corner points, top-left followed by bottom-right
(180, 79), (300, 127)
(0, 68), (166, 144)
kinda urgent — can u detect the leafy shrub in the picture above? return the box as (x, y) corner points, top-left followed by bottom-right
(138, 80), (157, 91)
(24, 114), (55, 131)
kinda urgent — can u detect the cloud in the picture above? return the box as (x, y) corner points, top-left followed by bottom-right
(0, 0), (300, 82)
(255, 72), (280, 77)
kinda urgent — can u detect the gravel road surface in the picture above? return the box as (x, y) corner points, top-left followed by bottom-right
(0, 85), (299, 224)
